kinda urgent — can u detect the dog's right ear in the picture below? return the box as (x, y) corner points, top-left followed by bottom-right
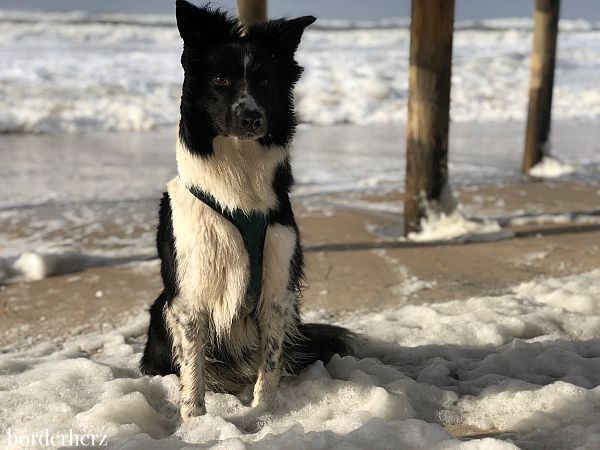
(176, 0), (237, 45)
(247, 16), (316, 56)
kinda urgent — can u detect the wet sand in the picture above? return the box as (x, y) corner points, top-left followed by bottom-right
(2, 181), (599, 350)
(1, 120), (599, 210)
(1, 122), (599, 348)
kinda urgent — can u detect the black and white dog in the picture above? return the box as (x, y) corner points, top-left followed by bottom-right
(140, 1), (354, 421)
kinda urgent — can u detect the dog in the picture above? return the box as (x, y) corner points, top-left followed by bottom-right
(140, 1), (354, 421)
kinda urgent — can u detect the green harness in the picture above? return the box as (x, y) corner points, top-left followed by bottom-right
(188, 186), (270, 316)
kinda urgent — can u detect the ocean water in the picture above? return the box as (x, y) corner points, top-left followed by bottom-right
(1, 11), (599, 269)
(0, 11), (599, 133)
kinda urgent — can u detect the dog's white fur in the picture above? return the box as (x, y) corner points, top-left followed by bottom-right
(176, 136), (286, 214)
(167, 136), (298, 419)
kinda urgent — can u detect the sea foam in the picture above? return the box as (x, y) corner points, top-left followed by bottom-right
(1, 11), (599, 133)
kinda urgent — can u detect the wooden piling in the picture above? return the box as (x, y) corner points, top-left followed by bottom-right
(237, 0), (267, 26)
(523, 0), (560, 173)
(403, 0), (455, 235)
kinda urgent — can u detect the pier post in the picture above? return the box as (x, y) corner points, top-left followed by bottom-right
(237, 0), (267, 26)
(523, 0), (560, 173)
(404, 0), (455, 235)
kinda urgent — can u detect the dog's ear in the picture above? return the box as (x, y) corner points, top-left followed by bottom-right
(248, 16), (316, 55)
(176, 0), (237, 45)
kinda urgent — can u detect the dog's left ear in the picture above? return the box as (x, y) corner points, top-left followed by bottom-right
(176, 0), (237, 45)
(248, 16), (316, 55)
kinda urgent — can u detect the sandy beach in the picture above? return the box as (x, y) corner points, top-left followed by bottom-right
(2, 176), (600, 350)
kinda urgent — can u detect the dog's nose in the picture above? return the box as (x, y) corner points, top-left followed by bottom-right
(237, 108), (265, 134)
(240, 110), (264, 131)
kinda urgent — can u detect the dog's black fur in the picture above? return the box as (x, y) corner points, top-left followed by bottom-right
(178, 5), (307, 155)
(140, 1), (354, 397)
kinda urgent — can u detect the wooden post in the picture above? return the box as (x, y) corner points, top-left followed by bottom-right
(523, 0), (560, 173)
(237, 0), (267, 26)
(403, 0), (455, 235)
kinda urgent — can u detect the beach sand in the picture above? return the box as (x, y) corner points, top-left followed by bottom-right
(2, 122), (599, 350)
(2, 180), (599, 352)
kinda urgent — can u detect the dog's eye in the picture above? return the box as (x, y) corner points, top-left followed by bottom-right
(213, 75), (230, 86)
(259, 79), (269, 87)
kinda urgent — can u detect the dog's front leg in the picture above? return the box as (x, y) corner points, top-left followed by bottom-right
(252, 294), (295, 408)
(166, 303), (208, 421)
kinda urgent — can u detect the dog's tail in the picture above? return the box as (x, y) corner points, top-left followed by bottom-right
(285, 323), (357, 374)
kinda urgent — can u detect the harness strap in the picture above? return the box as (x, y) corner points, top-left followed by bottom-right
(188, 185), (269, 316)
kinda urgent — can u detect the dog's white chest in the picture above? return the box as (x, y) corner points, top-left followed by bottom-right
(168, 177), (249, 330)
(167, 176), (297, 334)
(167, 137), (296, 333)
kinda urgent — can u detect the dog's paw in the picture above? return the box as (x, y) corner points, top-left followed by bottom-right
(238, 384), (255, 406)
(250, 391), (275, 410)
(180, 400), (207, 421)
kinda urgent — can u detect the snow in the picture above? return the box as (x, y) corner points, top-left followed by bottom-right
(528, 156), (577, 178)
(1, 11), (600, 133)
(2, 270), (600, 449)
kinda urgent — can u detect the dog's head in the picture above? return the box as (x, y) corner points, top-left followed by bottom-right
(176, 0), (315, 153)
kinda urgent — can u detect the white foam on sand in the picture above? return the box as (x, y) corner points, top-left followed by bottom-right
(405, 186), (513, 243)
(1, 251), (89, 281)
(528, 156), (577, 178)
(0, 251), (157, 283)
(406, 208), (512, 243)
(2, 270), (600, 449)
(371, 249), (437, 298)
